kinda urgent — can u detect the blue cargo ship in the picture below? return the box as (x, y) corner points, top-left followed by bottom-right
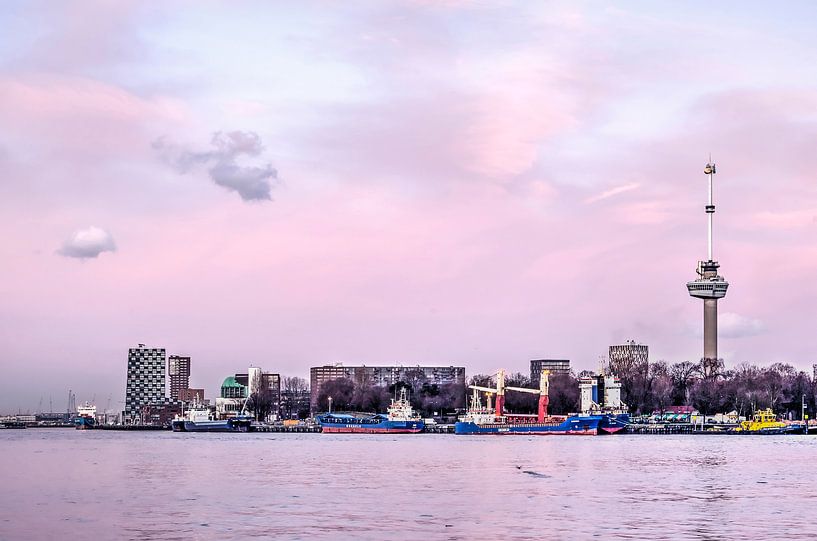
(455, 369), (627, 436)
(74, 403), (97, 430)
(455, 412), (604, 435)
(317, 389), (425, 434)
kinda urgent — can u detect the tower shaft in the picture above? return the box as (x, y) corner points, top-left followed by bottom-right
(703, 298), (717, 361)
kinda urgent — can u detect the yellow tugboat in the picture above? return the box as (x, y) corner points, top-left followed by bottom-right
(734, 409), (801, 434)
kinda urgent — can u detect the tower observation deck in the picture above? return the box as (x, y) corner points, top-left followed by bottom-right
(686, 161), (728, 376)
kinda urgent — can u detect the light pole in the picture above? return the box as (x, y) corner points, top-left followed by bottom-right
(328, 396), (333, 414)
(802, 394), (807, 434)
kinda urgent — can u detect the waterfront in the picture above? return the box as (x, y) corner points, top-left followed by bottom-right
(2, 431), (817, 540)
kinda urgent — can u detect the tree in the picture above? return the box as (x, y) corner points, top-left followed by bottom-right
(246, 372), (276, 422)
(281, 376), (309, 419)
(317, 378), (355, 412)
(548, 372), (579, 415)
(670, 361), (698, 405)
(689, 378), (724, 423)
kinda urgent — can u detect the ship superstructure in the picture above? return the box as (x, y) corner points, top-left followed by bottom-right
(74, 402), (97, 430)
(579, 366), (629, 433)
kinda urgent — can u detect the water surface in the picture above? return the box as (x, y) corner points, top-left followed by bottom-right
(1, 430), (815, 540)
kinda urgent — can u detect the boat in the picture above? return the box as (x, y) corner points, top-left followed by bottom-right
(734, 409), (804, 434)
(172, 405), (252, 432)
(316, 388), (425, 433)
(454, 369), (609, 436)
(74, 402), (97, 430)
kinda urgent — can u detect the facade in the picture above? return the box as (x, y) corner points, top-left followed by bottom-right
(179, 387), (205, 404)
(168, 355), (191, 401)
(124, 345), (169, 424)
(309, 364), (466, 412)
(281, 388), (311, 419)
(608, 341), (649, 377)
(530, 359), (571, 383)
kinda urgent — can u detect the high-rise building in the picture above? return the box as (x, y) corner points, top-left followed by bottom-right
(124, 344), (167, 424)
(309, 364), (466, 412)
(686, 161), (729, 377)
(530, 359), (570, 383)
(608, 341), (649, 376)
(168, 355), (191, 401)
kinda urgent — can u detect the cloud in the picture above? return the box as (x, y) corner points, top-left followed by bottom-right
(585, 182), (640, 204)
(154, 131), (278, 201)
(719, 313), (766, 338)
(57, 226), (116, 259)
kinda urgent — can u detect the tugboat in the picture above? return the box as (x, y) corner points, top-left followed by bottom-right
(734, 409), (804, 434)
(74, 402), (97, 430)
(316, 388), (425, 433)
(454, 370), (606, 435)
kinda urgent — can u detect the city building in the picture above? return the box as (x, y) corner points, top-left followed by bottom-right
(281, 388), (311, 420)
(530, 359), (571, 383)
(309, 364), (466, 412)
(179, 387), (205, 404)
(686, 161), (729, 377)
(124, 344), (170, 424)
(216, 367), (281, 420)
(608, 341), (649, 377)
(168, 355), (191, 401)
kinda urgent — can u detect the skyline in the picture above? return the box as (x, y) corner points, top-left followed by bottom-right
(2, 1), (817, 412)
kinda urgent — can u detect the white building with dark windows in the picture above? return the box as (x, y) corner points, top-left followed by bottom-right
(124, 344), (168, 424)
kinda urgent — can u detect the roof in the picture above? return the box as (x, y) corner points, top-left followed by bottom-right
(221, 376), (245, 389)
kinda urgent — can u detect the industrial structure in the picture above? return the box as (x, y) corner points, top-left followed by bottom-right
(686, 161), (729, 377)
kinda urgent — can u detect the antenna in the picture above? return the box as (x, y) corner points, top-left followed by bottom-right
(704, 158), (716, 261)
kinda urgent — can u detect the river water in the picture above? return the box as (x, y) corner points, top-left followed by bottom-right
(1, 429), (815, 540)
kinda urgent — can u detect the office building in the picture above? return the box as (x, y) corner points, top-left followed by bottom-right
(530, 359), (571, 383)
(608, 341), (649, 377)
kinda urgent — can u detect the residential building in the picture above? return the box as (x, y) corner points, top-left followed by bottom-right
(124, 344), (168, 424)
(168, 355), (191, 401)
(530, 359), (571, 383)
(309, 364), (466, 412)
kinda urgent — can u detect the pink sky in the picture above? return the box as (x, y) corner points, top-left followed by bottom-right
(1, 2), (816, 412)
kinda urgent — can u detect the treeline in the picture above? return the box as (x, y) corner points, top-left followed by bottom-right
(316, 377), (465, 418)
(612, 359), (816, 418)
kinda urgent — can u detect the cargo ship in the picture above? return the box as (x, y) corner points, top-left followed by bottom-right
(172, 406), (252, 432)
(74, 402), (97, 430)
(316, 388), (425, 433)
(454, 369), (625, 436)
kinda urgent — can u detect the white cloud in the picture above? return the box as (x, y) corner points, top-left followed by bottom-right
(719, 312), (766, 338)
(57, 226), (116, 259)
(153, 131), (278, 202)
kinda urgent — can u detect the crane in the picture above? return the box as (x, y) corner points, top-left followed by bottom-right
(467, 369), (551, 421)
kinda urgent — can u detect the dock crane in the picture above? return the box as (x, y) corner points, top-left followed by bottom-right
(467, 369), (551, 422)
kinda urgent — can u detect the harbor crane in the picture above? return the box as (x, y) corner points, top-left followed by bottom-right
(468, 369), (551, 422)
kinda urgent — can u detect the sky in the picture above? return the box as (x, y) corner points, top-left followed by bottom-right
(1, 1), (816, 413)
